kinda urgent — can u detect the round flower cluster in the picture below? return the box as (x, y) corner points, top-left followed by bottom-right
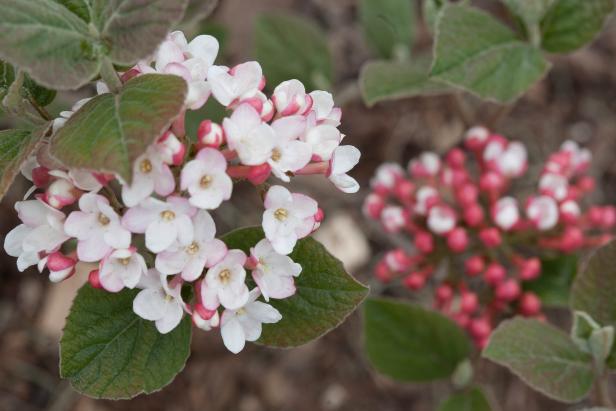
(364, 126), (615, 348)
(3, 31), (360, 354)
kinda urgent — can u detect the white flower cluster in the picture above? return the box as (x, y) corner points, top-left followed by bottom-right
(3, 32), (361, 354)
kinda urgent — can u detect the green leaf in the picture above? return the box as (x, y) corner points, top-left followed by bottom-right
(502, 0), (555, 26)
(222, 227), (368, 348)
(523, 254), (578, 307)
(0, 60), (15, 100)
(0, 0), (101, 90)
(360, 57), (450, 106)
(255, 13), (333, 91)
(0, 61), (56, 106)
(438, 387), (492, 411)
(60, 285), (192, 399)
(483, 317), (594, 403)
(181, 0), (219, 29)
(430, 4), (550, 103)
(571, 241), (616, 368)
(541, 0), (614, 53)
(0, 126), (49, 200)
(52, 0), (92, 21)
(423, 0), (444, 33)
(364, 298), (471, 382)
(50, 73), (187, 182)
(92, 0), (189, 65)
(359, 0), (415, 60)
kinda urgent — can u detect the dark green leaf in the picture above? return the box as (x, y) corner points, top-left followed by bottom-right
(364, 298), (471, 382)
(0, 126), (49, 200)
(524, 254), (578, 307)
(571, 241), (616, 368)
(222, 227), (369, 348)
(541, 0), (614, 53)
(51, 74), (187, 182)
(0, 60), (15, 100)
(23, 75), (57, 107)
(255, 13), (333, 91)
(483, 317), (594, 403)
(0, 0), (101, 90)
(360, 57), (450, 106)
(502, 0), (555, 26)
(60, 285), (192, 399)
(431, 4), (550, 103)
(438, 387), (492, 411)
(359, 0), (415, 59)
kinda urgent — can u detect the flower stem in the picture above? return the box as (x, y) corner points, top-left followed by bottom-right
(100, 58), (122, 94)
(595, 367), (614, 407)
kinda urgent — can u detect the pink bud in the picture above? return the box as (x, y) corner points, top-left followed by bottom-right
(464, 203), (484, 227)
(469, 318), (491, 339)
(479, 171), (505, 193)
(519, 292), (541, 316)
(247, 164), (272, 185)
(403, 273), (426, 290)
(314, 208), (325, 223)
(45, 178), (79, 209)
(495, 279), (521, 302)
(465, 255), (485, 277)
(32, 166), (51, 187)
(456, 183), (479, 206)
(602, 206), (616, 228)
(120, 68), (141, 82)
(393, 180), (415, 202)
(559, 200), (580, 224)
(519, 257), (541, 281)
(588, 206), (604, 226)
(559, 226), (584, 252)
(375, 260), (392, 283)
(454, 313), (470, 328)
(414, 230), (434, 254)
(447, 227), (468, 252)
(446, 148), (466, 169)
(197, 120), (225, 149)
(436, 284), (454, 303)
(427, 205), (457, 235)
(88, 269), (103, 289)
(484, 263), (506, 285)
(363, 193), (385, 219)
(577, 176), (595, 193)
(464, 126), (489, 151)
(460, 292), (478, 314)
(194, 302), (217, 321)
(479, 227), (502, 248)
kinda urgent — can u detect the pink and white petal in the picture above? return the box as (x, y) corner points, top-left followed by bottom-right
(196, 147), (228, 171)
(189, 189), (224, 210)
(271, 115), (306, 141)
(156, 250), (190, 275)
(175, 215), (195, 246)
(16, 200), (54, 227)
(133, 288), (167, 321)
(208, 65), (234, 106)
(186, 35), (219, 66)
(100, 270), (125, 293)
(291, 193), (318, 218)
(233, 61), (262, 95)
(225, 249), (247, 267)
(154, 165), (176, 197)
(4, 224), (30, 257)
(181, 255), (207, 282)
(331, 145), (361, 175)
(330, 173), (360, 194)
(204, 239), (228, 267)
(270, 233), (297, 255)
(17, 251), (40, 272)
(221, 315), (245, 354)
(122, 206), (158, 233)
(103, 225), (131, 249)
(155, 40), (185, 72)
(186, 80), (211, 110)
(155, 302), (184, 334)
(200, 282), (221, 310)
(238, 315), (262, 342)
(121, 175), (155, 207)
(246, 301), (282, 323)
(264, 185), (292, 209)
(193, 210), (217, 242)
(49, 267), (73, 283)
(77, 236), (110, 262)
(146, 220), (178, 253)
(219, 284), (249, 310)
(169, 30), (188, 48)
(181, 159), (207, 190)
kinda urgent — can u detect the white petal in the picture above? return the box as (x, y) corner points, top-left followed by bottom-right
(146, 220), (178, 253)
(133, 288), (167, 321)
(155, 301), (184, 334)
(221, 315), (246, 354)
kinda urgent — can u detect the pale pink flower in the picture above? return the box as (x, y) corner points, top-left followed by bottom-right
(133, 269), (186, 334)
(208, 62), (263, 106)
(526, 195), (559, 231)
(121, 147), (175, 207)
(249, 239), (301, 301)
(492, 197), (520, 231)
(328, 145), (360, 193)
(181, 148), (233, 209)
(427, 205), (457, 235)
(223, 103), (275, 165)
(99, 247), (147, 292)
(272, 79), (312, 116)
(200, 250), (249, 310)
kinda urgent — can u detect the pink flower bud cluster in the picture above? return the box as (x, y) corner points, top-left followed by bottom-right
(364, 126), (614, 348)
(3, 31), (360, 354)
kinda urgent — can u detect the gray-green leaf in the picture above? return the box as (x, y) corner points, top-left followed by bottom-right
(483, 317), (594, 403)
(360, 57), (450, 106)
(50, 73), (187, 182)
(431, 4), (550, 103)
(541, 0), (614, 53)
(364, 298), (471, 382)
(438, 387), (492, 411)
(60, 285), (192, 399)
(222, 227), (368, 348)
(571, 240), (616, 368)
(502, 0), (555, 27)
(359, 0), (415, 60)
(255, 13), (333, 91)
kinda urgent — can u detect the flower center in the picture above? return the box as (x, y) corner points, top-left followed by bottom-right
(98, 212), (110, 226)
(186, 242), (200, 255)
(140, 159), (153, 174)
(274, 208), (288, 221)
(119, 257), (131, 266)
(200, 175), (213, 188)
(164, 294), (173, 302)
(218, 269), (231, 284)
(160, 210), (176, 221)
(271, 148), (282, 162)
(236, 308), (246, 315)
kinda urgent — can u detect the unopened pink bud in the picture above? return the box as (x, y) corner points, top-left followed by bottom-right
(602, 206), (616, 228)
(588, 206), (604, 226)
(460, 292), (478, 314)
(447, 227), (468, 252)
(247, 164), (272, 185)
(519, 292), (541, 316)
(363, 193), (385, 219)
(197, 120), (225, 149)
(436, 284), (454, 302)
(120, 68), (141, 82)
(414, 231), (434, 254)
(195, 302), (217, 321)
(32, 166), (51, 187)
(479, 171), (505, 193)
(518, 257), (541, 281)
(456, 183), (478, 206)
(577, 176), (595, 193)
(464, 126), (489, 151)
(403, 273), (425, 290)
(469, 318), (491, 339)
(479, 227), (502, 248)
(393, 180), (415, 201)
(484, 262), (506, 285)
(465, 255), (485, 277)
(559, 226), (584, 252)
(446, 148), (466, 169)
(45, 179), (79, 208)
(375, 260), (392, 283)
(495, 279), (521, 302)
(464, 204), (484, 227)
(89, 269), (103, 289)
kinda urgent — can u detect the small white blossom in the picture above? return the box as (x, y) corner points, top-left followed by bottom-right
(250, 239), (301, 301)
(181, 148), (233, 209)
(133, 269), (186, 334)
(200, 249), (250, 310)
(99, 247), (147, 292)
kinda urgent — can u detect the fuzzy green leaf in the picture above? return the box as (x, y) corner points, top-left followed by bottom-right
(60, 285), (192, 399)
(255, 13), (333, 91)
(360, 57), (450, 106)
(52, 0), (92, 21)
(438, 387), (492, 411)
(431, 4), (550, 103)
(50, 74), (187, 182)
(222, 227), (369, 348)
(541, 0), (614, 53)
(364, 298), (471, 382)
(523, 254), (578, 307)
(483, 317), (594, 403)
(502, 0), (555, 26)
(359, 0), (415, 59)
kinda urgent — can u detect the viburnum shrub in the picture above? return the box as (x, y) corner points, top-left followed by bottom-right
(365, 126), (615, 348)
(0, 0), (367, 400)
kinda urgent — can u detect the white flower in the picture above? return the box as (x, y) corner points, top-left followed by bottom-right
(223, 103), (275, 165)
(200, 249), (249, 310)
(122, 197), (196, 253)
(262, 185), (318, 255)
(268, 116), (312, 181)
(484, 140), (527, 178)
(526, 195), (559, 231)
(64, 193), (131, 262)
(492, 196), (519, 231)
(427, 205), (456, 235)
(4, 199), (69, 271)
(408, 152), (441, 177)
(309, 90), (341, 126)
(414, 186), (439, 215)
(220, 288), (282, 354)
(539, 172), (569, 201)
(208, 62), (263, 107)
(156, 210), (227, 281)
(301, 123), (341, 161)
(380, 205), (405, 233)
(370, 163), (404, 191)
(271, 79), (312, 116)
(133, 269), (186, 334)
(181, 148), (233, 209)
(327, 145), (360, 193)
(561, 140), (591, 174)
(250, 239), (301, 301)
(121, 147), (176, 207)
(99, 247), (147, 292)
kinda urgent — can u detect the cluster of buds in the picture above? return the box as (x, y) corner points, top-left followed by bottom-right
(364, 126), (614, 348)
(3, 31), (360, 354)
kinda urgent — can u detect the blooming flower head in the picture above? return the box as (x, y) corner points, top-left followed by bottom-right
(249, 239), (301, 301)
(99, 247), (148, 292)
(201, 249), (249, 310)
